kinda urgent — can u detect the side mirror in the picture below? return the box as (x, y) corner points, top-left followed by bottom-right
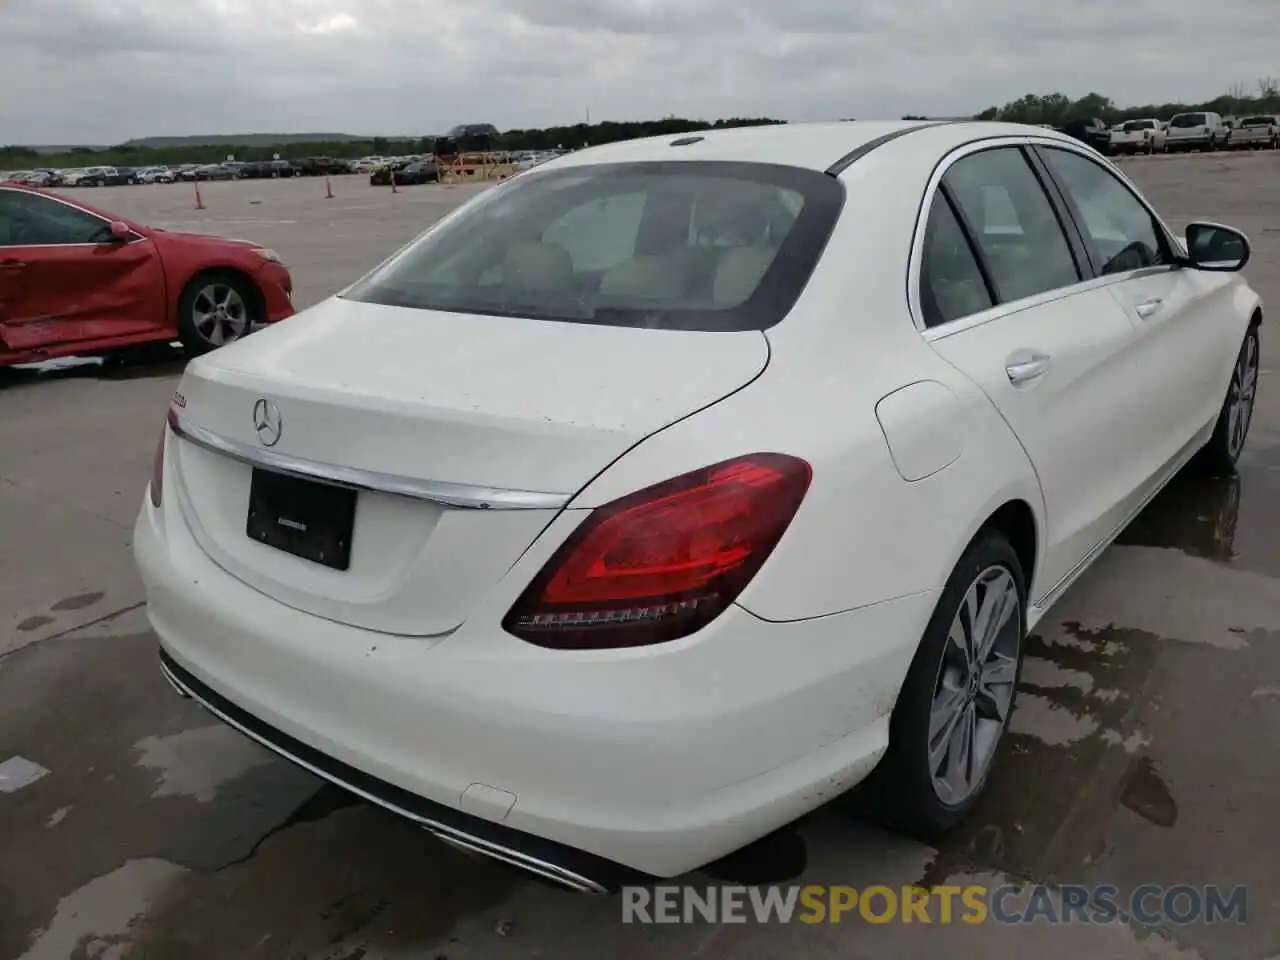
(1184, 222), (1249, 272)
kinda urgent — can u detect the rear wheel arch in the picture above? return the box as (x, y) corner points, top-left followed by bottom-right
(982, 500), (1038, 596)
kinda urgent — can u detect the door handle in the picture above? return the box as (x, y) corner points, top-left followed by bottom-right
(0, 259), (27, 270)
(1134, 297), (1164, 319)
(1006, 352), (1051, 385)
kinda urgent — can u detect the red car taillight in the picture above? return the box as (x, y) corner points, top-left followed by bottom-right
(503, 454), (811, 650)
(149, 419), (169, 508)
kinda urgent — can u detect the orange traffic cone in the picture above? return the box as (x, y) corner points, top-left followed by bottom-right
(325, 176), (334, 199)
(193, 179), (205, 210)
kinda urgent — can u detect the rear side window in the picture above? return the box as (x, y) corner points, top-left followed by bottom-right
(942, 148), (1081, 303)
(343, 161), (845, 331)
(919, 196), (994, 328)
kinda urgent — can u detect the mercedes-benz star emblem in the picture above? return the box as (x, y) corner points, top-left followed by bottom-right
(253, 398), (283, 447)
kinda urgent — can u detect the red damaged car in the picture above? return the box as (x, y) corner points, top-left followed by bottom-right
(0, 184), (294, 366)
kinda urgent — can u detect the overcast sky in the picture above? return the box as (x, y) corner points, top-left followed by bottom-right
(3, 0), (1278, 144)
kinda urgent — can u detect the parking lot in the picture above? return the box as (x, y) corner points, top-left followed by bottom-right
(1, 153), (1278, 959)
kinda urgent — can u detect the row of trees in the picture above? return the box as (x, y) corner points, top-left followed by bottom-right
(5, 81), (1279, 170)
(0, 117), (783, 170)
(975, 78), (1280, 126)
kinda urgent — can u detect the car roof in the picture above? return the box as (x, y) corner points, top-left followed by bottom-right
(539, 120), (1085, 173)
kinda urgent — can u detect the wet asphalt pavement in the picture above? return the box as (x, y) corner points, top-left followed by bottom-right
(1, 156), (1278, 959)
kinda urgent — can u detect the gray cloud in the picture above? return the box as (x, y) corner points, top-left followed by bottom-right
(1, 0), (1276, 144)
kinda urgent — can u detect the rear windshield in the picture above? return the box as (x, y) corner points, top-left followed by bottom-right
(1241, 116), (1273, 127)
(1122, 120), (1155, 131)
(342, 160), (845, 331)
(1169, 114), (1207, 127)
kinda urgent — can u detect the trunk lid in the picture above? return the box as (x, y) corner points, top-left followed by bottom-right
(169, 297), (769, 635)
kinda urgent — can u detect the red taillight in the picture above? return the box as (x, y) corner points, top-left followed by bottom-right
(149, 419), (168, 508)
(503, 454), (811, 649)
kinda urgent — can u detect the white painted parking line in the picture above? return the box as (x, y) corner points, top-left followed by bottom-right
(0, 756), (51, 793)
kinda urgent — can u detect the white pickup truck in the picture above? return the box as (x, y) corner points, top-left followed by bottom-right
(1227, 115), (1279, 149)
(1109, 118), (1167, 154)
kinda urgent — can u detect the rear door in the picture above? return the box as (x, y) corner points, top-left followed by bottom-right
(0, 188), (168, 351)
(917, 143), (1150, 597)
(1035, 145), (1236, 470)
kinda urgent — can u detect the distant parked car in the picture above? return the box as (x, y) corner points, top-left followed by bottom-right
(296, 156), (349, 176)
(138, 167), (178, 184)
(1109, 118), (1167, 154)
(1226, 115), (1279, 150)
(193, 164), (240, 181)
(1057, 118), (1112, 153)
(368, 160), (414, 185)
(0, 183), (294, 364)
(80, 166), (136, 187)
(11, 170), (57, 187)
(1165, 112), (1228, 152)
(240, 159), (301, 179)
(370, 160), (437, 186)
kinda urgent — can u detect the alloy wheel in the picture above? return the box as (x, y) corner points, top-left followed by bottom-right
(1227, 332), (1259, 459)
(191, 283), (249, 347)
(929, 565), (1021, 806)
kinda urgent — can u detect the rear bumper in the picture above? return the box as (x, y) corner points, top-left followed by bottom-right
(134, 477), (933, 883)
(1167, 135), (1210, 148)
(157, 648), (639, 892)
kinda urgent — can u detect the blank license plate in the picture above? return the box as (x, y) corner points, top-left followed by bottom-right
(246, 469), (357, 570)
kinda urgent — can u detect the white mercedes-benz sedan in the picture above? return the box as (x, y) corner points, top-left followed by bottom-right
(135, 120), (1262, 893)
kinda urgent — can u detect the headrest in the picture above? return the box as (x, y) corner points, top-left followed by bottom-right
(598, 255), (687, 299)
(502, 242), (573, 291)
(712, 247), (776, 304)
(691, 182), (777, 240)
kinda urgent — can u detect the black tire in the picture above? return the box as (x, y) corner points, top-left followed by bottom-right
(861, 529), (1027, 839)
(176, 271), (261, 358)
(1196, 325), (1261, 473)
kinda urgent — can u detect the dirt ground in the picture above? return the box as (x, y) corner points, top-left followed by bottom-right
(1, 152), (1277, 959)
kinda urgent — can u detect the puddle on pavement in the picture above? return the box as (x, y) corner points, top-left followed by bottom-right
(701, 825), (809, 885)
(119, 805), (519, 959)
(1118, 440), (1280, 577)
(913, 619), (1167, 889)
(1119, 756), (1178, 828)
(910, 447), (1279, 892)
